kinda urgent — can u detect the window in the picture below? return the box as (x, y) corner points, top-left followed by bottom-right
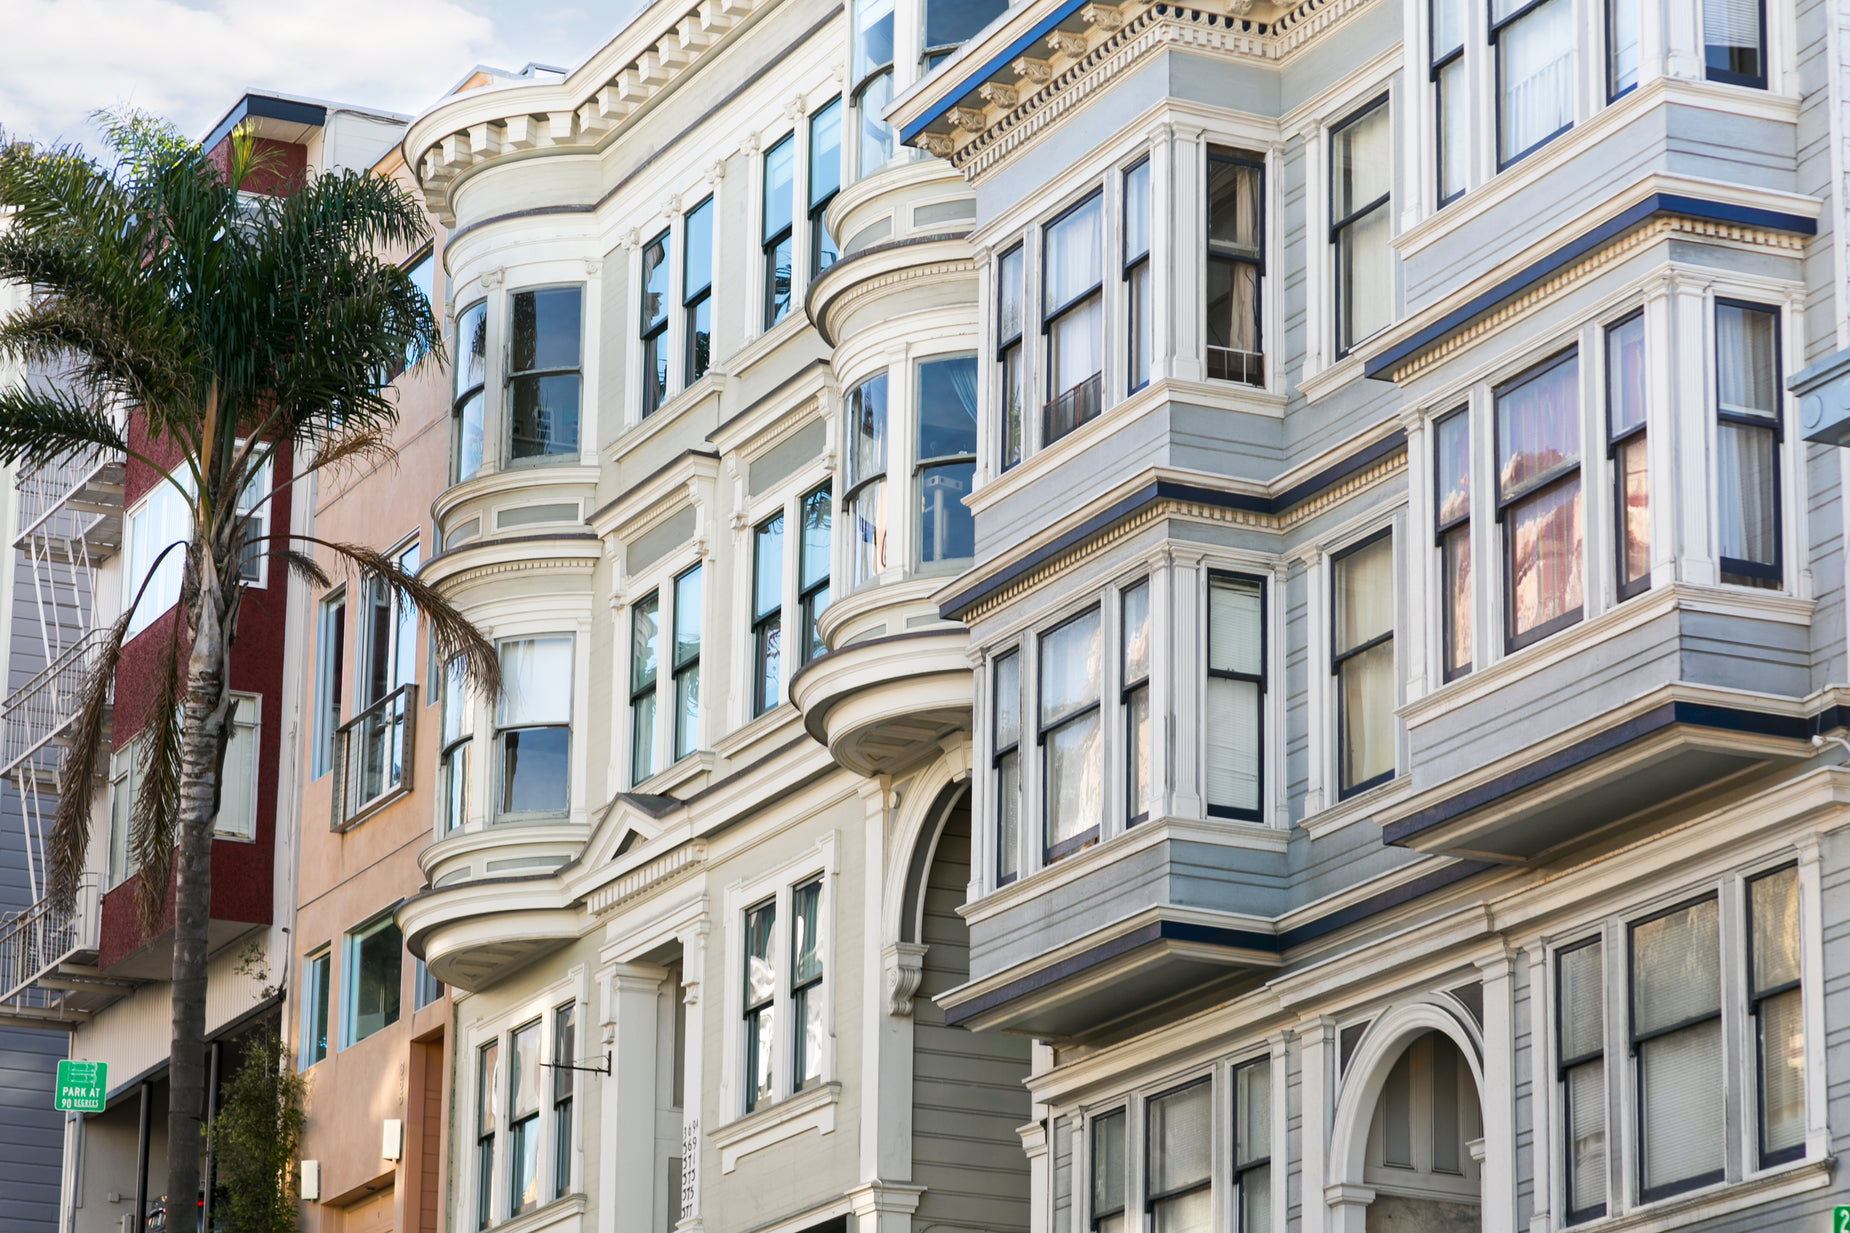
(764, 134), (796, 329)
(345, 545), (418, 815)
(1043, 194), (1104, 444)
(922, 0), (1005, 69)
(1747, 865), (1803, 1167)
(344, 913), (403, 1046)
(477, 1040), (499, 1230)
(854, 0), (895, 177)
(997, 245), (1025, 470)
(1147, 1081), (1211, 1233)
(684, 198), (714, 385)
(508, 287), (582, 461)
(1703, 0), (1765, 87)
(1207, 575), (1265, 820)
(1715, 301), (1780, 588)
(508, 1019), (542, 1216)
(215, 697), (258, 839)
(234, 448), (273, 585)
(301, 948), (331, 1067)
(1332, 533), (1394, 797)
(1608, 0), (1641, 98)
(1124, 159), (1151, 393)
(1041, 607), (1102, 862)
(440, 657), (471, 833)
(1631, 896), (1724, 1200)
(1331, 100), (1391, 356)
(1493, 0), (1574, 165)
(993, 651), (1021, 885)
(414, 959), (445, 1011)
(1434, 408), (1472, 680)
(1497, 351), (1583, 648)
(552, 1004), (576, 1197)
(107, 747), (135, 888)
(454, 300), (487, 481)
(673, 565), (702, 760)
(790, 877), (825, 1091)
(1606, 312), (1649, 599)
(1232, 1057), (1271, 1233)
(798, 485), (832, 665)
(1557, 939), (1606, 1224)
(1122, 582), (1151, 825)
(810, 99), (843, 277)
(630, 594), (659, 784)
(640, 230), (671, 416)
(916, 355), (977, 566)
(313, 589), (347, 778)
(1091, 1108), (1126, 1233)
(753, 514), (784, 716)
(1433, 0), (1468, 203)
(847, 372), (889, 585)
(125, 471), (191, 637)
(1207, 148), (1264, 384)
(496, 637), (572, 816)
(742, 898), (776, 1112)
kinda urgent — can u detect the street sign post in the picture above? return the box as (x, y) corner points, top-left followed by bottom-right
(54, 1059), (106, 1112)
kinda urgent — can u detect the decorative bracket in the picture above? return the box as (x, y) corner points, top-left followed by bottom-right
(883, 941), (929, 1016)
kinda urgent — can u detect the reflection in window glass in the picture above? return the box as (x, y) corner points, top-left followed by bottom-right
(1040, 609), (1102, 860)
(508, 1019), (542, 1216)
(1435, 409), (1472, 678)
(916, 355), (978, 565)
(1043, 196), (1104, 444)
(454, 301), (487, 481)
(763, 134), (796, 329)
(1703, 0), (1765, 86)
(1631, 898), (1723, 1199)
(630, 594), (659, 784)
(1332, 535), (1394, 796)
(1331, 101), (1392, 354)
(743, 899), (777, 1112)
(791, 878), (825, 1088)
(684, 198), (714, 384)
(753, 514), (784, 716)
(497, 637), (572, 814)
(1496, 0), (1574, 164)
(1748, 866), (1803, 1166)
(673, 566), (702, 760)
(810, 99), (843, 275)
(346, 915), (402, 1045)
(641, 230), (670, 416)
(508, 287), (583, 460)
(847, 373), (889, 585)
(1497, 352), (1583, 644)
(799, 487), (832, 664)
(993, 651), (1021, 883)
(1147, 1082), (1212, 1233)
(1092, 1109), (1126, 1233)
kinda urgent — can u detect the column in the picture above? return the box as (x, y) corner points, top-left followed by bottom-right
(1170, 127), (1206, 383)
(858, 778), (915, 1184)
(676, 923), (708, 1233)
(1478, 952), (1518, 1233)
(1299, 1018), (1332, 1233)
(1669, 274), (1717, 585)
(609, 963), (667, 1233)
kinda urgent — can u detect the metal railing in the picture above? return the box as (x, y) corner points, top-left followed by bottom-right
(1207, 345), (1265, 386)
(14, 449), (126, 549)
(0, 873), (96, 1009)
(1042, 373), (1104, 447)
(0, 626), (112, 777)
(331, 683), (417, 828)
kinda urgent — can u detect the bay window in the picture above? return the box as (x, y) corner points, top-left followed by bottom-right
(1607, 311), (1649, 599)
(799, 485), (832, 664)
(1122, 581), (1151, 825)
(1493, 0), (1574, 166)
(810, 99), (843, 276)
(496, 636), (572, 817)
(1207, 148), (1263, 384)
(1609, 0), (1641, 98)
(1147, 1081), (1211, 1233)
(1125, 159), (1151, 393)
(855, 0), (896, 176)
(1715, 300), (1781, 588)
(508, 1019), (542, 1217)
(1433, 0), (1467, 203)
(1703, 0), (1766, 87)
(1497, 351), (1583, 648)
(641, 229), (670, 416)
(847, 372), (889, 585)
(916, 354), (977, 565)
(997, 244), (1025, 469)
(1435, 408), (1472, 680)
(684, 197), (714, 384)
(1558, 938), (1606, 1224)
(508, 286), (582, 461)
(764, 134), (795, 329)
(440, 657), (470, 832)
(1040, 607), (1103, 862)
(453, 300), (487, 481)
(1206, 574), (1264, 820)
(673, 565), (703, 760)
(1091, 1108), (1126, 1233)
(1747, 865), (1803, 1166)
(1233, 1058), (1271, 1233)
(993, 650), (1021, 885)
(1044, 194), (1104, 443)
(791, 876), (825, 1091)
(1332, 533), (1394, 797)
(1631, 896), (1724, 1200)
(1331, 101), (1391, 356)
(753, 513), (783, 716)
(743, 897), (776, 1112)
(629, 593), (658, 784)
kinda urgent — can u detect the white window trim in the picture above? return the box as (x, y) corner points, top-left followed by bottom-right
(625, 553), (707, 788)
(492, 632), (576, 823)
(123, 469), (194, 637)
(501, 279), (592, 470)
(233, 441), (274, 589)
(735, 461), (833, 728)
(1307, 511), (1405, 818)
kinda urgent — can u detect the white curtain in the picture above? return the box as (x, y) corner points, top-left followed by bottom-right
(499, 637), (573, 726)
(1500, 0), (1574, 158)
(1207, 678), (1260, 812)
(1717, 423), (1775, 565)
(1718, 304), (1777, 416)
(1046, 196), (1102, 309)
(1703, 0), (1760, 50)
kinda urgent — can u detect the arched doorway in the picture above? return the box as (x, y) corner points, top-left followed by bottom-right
(1360, 1030), (1483, 1232)
(909, 787), (1032, 1233)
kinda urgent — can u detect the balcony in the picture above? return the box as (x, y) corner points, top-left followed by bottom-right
(330, 684), (417, 829)
(0, 876), (133, 1026)
(1, 626), (113, 779)
(13, 449), (126, 562)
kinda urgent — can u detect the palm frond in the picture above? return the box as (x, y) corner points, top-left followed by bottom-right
(0, 381), (129, 468)
(274, 548), (331, 590)
(130, 628), (185, 935)
(45, 610), (132, 913)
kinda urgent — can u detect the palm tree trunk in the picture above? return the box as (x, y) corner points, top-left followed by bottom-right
(167, 582), (233, 1233)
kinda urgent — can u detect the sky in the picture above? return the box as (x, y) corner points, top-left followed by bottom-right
(0, 0), (642, 150)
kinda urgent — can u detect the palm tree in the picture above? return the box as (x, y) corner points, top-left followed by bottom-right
(0, 110), (499, 1232)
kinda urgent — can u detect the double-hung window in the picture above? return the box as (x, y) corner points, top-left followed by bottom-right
(476, 1041), (499, 1230)
(672, 565), (703, 760)
(1433, 0), (1468, 203)
(1715, 301), (1781, 588)
(1124, 159), (1152, 393)
(854, 0), (896, 176)
(1040, 607), (1103, 862)
(441, 657), (471, 833)
(1205, 575), (1265, 819)
(454, 300), (487, 481)
(630, 594), (659, 783)
(1557, 939), (1607, 1224)
(810, 99), (843, 276)
(763, 135), (796, 329)
(507, 1019), (543, 1217)
(798, 485), (832, 665)
(1332, 533), (1394, 797)
(1207, 148), (1264, 385)
(125, 470), (191, 637)
(496, 637), (572, 816)
(993, 651), (1021, 885)
(1492, 0), (1574, 166)
(1043, 194), (1104, 444)
(1631, 896), (1724, 1200)
(1122, 582), (1152, 825)
(215, 698), (259, 840)
(790, 877), (825, 1091)
(234, 448), (272, 585)
(997, 245), (1026, 469)
(916, 355), (978, 566)
(1435, 408), (1472, 680)
(1609, 0), (1642, 97)
(640, 230), (671, 416)
(1703, 0), (1766, 86)
(1497, 351), (1583, 648)
(847, 373), (889, 585)
(301, 947), (331, 1068)
(1091, 1108), (1127, 1233)
(1747, 865), (1804, 1166)
(1331, 101), (1391, 357)
(343, 913), (402, 1046)
(739, 873), (829, 1115)
(508, 286), (582, 461)
(684, 197), (714, 384)
(1232, 1057), (1272, 1233)
(743, 898), (777, 1112)
(1147, 1081), (1212, 1233)
(628, 573), (699, 780)
(1606, 312), (1649, 598)
(313, 589), (347, 777)
(552, 1004), (576, 1197)
(752, 513), (784, 716)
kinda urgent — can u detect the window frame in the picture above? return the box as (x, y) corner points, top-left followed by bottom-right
(453, 299), (488, 482)
(1605, 309), (1650, 602)
(914, 352), (979, 569)
(763, 132), (797, 331)
(671, 564), (703, 762)
(1144, 1078), (1214, 1225)
(729, 852), (835, 1122)
(992, 648), (1022, 886)
(798, 484), (833, 668)
(789, 875), (826, 1093)
(1329, 96), (1392, 359)
(851, 0), (896, 179)
(440, 656), (472, 834)
(504, 283), (585, 464)
(1626, 893), (1726, 1204)
(551, 1003), (577, 1199)
(1039, 604), (1104, 864)
(341, 909), (403, 1049)
(1206, 146), (1267, 386)
(300, 946), (331, 1069)
(1330, 529), (1396, 799)
(640, 229), (671, 417)
(809, 98), (844, 278)
(493, 635), (574, 820)
(1555, 936), (1608, 1225)
(1713, 298), (1783, 589)
(996, 243), (1026, 471)
(1089, 1105), (1128, 1233)
(845, 371), (890, 587)
(683, 197), (715, 386)
(1205, 571), (1267, 822)
(1434, 406), (1473, 681)
(1122, 579), (1152, 827)
(313, 587), (348, 779)
(467, 983), (587, 1230)
(233, 444), (274, 587)
(752, 512), (785, 717)
(629, 591), (660, 785)
(506, 1016), (544, 1217)
(1491, 0), (1577, 168)
(1494, 347), (1585, 652)
(1745, 864), (1804, 1170)
(1123, 157), (1152, 396)
(1231, 1054), (1273, 1233)
(1431, 0), (1468, 205)
(1040, 190), (1106, 446)
(1703, 0), (1768, 88)
(1607, 0), (1641, 100)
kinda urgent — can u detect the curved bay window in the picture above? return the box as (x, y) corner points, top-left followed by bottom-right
(496, 637), (572, 817)
(1206, 149), (1263, 385)
(846, 372), (889, 586)
(1040, 607), (1102, 862)
(915, 355), (977, 566)
(1043, 194), (1104, 445)
(1496, 350), (1583, 649)
(508, 286), (582, 462)
(1715, 300), (1781, 588)
(854, 0), (896, 177)
(453, 300), (487, 482)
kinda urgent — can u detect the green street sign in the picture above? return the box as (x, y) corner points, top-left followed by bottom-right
(55, 1059), (106, 1112)
(1834, 1205), (1850, 1233)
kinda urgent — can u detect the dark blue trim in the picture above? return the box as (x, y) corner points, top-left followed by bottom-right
(900, 0), (1094, 144)
(1364, 194), (1817, 381)
(201, 94), (328, 153)
(938, 429), (1406, 619)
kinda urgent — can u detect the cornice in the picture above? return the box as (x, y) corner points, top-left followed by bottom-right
(805, 241), (978, 346)
(421, 536), (603, 591)
(581, 839), (709, 916)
